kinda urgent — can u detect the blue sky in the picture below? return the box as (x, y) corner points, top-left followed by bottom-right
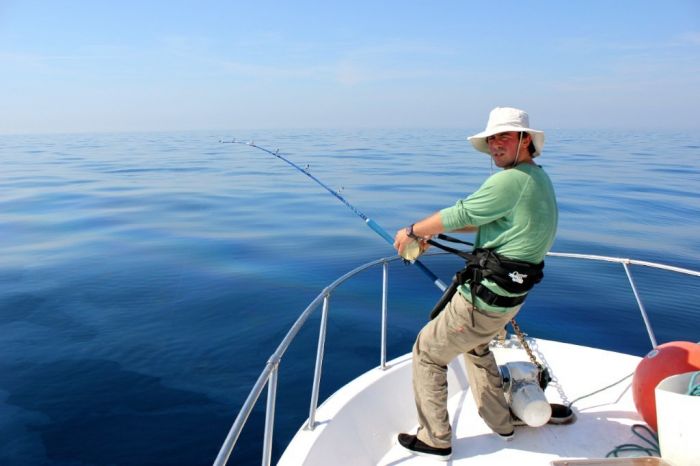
(1, 0), (699, 134)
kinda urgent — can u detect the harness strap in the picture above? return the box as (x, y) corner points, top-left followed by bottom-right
(425, 236), (473, 259)
(472, 283), (527, 307)
(434, 234), (474, 247)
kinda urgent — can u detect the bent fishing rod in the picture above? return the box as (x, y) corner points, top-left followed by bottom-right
(221, 139), (447, 291)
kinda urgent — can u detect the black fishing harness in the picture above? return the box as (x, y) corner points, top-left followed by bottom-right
(424, 234), (545, 320)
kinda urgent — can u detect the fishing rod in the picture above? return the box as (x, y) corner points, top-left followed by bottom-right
(221, 139), (447, 292)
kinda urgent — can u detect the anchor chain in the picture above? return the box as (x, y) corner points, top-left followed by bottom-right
(510, 319), (541, 368)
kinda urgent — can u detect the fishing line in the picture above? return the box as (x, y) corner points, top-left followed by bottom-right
(221, 139), (447, 291)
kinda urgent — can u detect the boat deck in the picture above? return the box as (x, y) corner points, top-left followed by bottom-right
(280, 338), (647, 465)
(380, 339), (642, 464)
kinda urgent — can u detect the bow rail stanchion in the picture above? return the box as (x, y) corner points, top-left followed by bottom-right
(221, 139), (447, 292)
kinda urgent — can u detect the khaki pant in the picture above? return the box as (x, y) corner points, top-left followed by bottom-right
(412, 291), (520, 448)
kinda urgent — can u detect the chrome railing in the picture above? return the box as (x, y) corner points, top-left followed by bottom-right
(214, 252), (700, 466)
(546, 253), (700, 348)
(213, 255), (403, 466)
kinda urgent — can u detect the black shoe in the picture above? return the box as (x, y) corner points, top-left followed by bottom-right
(397, 433), (452, 461)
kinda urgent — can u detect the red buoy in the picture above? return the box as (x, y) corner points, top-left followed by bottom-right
(632, 341), (700, 431)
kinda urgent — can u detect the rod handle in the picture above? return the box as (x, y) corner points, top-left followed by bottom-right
(365, 218), (395, 244)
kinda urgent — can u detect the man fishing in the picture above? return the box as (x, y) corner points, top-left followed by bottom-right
(393, 107), (558, 461)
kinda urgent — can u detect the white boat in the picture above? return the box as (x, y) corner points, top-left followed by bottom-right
(213, 252), (700, 466)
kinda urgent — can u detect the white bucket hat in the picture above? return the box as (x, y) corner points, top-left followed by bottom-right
(468, 107), (545, 157)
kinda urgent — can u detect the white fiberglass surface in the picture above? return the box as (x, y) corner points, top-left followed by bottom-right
(280, 338), (643, 466)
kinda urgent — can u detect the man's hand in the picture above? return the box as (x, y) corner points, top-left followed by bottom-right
(393, 227), (413, 255)
(394, 226), (431, 260)
(393, 213), (445, 258)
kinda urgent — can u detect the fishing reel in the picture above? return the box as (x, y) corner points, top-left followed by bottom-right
(499, 361), (552, 427)
(398, 237), (424, 262)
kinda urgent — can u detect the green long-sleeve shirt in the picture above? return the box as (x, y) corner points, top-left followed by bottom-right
(440, 163), (558, 311)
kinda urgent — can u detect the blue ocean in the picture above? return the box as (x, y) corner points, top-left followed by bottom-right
(1, 129), (699, 465)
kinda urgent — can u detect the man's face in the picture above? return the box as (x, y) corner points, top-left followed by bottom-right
(486, 131), (529, 168)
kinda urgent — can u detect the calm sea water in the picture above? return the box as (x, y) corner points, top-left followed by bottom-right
(1, 129), (699, 465)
